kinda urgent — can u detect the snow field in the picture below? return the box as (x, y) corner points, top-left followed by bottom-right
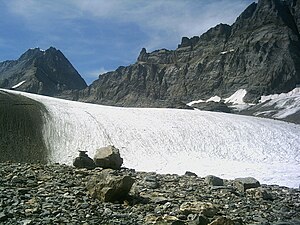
(4, 89), (300, 188)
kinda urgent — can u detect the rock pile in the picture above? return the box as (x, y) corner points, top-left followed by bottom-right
(0, 162), (299, 224)
(73, 151), (96, 170)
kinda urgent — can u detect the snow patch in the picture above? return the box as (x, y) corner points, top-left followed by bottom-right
(206, 96), (221, 103)
(257, 87), (300, 119)
(260, 87), (300, 103)
(187, 99), (205, 106)
(11, 81), (26, 89)
(224, 89), (247, 105)
(220, 49), (234, 55)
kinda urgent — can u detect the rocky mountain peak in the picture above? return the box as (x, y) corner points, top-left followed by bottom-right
(0, 47), (87, 96)
(19, 47), (44, 61)
(137, 48), (148, 62)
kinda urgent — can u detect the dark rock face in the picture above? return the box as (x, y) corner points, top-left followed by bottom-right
(0, 47), (87, 96)
(78, 0), (300, 107)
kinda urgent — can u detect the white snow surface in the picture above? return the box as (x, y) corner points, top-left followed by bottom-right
(257, 87), (300, 119)
(11, 81), (26, 89)
(3, 89), (300, 188)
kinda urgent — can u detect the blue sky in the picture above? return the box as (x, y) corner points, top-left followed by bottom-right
(1, 0), (255, 84)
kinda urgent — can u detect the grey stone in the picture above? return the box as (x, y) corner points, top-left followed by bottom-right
(86, 169), (134, 202)
(246, 187), (273, 200)
(234, 177), (260, 192)
(205, 175), (224, 186)
(73, 151), (96, 170)
(185, 171), (198, 177)
(93, 145), (123, 170)
(0, 212), (7, 222)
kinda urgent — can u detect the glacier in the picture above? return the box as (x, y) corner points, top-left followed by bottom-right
(3, 89), (300, 188)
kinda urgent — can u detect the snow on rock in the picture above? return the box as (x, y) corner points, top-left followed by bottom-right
(3, 89), (300, 188)
(187, 96), (221, 106)
(187, 99), (205, 106)
(224, 89), (247, 105)
(188, 89), (246, 107)
(220, 49), (235, 55)
(11, 81), (26, 89)
(260, 87), (300, 103)
(256, 88), (300, 119)
(206, 96), (221, 103)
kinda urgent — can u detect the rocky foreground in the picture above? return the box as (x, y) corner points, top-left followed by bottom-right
(0, 162), (300, 225)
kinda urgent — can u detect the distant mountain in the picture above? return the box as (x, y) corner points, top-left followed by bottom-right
(0, 47), (87, 96)
(77, 0), (300, 108)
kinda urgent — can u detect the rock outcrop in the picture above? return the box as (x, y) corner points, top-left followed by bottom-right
(77, 0), (300, 107)
(0, 47), (87, 96)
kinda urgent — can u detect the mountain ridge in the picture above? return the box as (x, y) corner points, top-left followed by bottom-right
(74, 0), (300, 107)
(0, 47), (87, 96)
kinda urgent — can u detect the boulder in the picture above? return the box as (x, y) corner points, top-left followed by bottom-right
(234, 177), (260, 192)
(180, 202), (218, 218)
(73, 151), (95, 170)
(93, 145), (123, 170)
(86, 169), (134, 202)
(185, 171), (198, 177)
(205, 175), (224, 186)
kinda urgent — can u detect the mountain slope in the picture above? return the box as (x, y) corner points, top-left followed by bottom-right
(0, 47), (87, 96)
(77, 0), (300, 107)
(2, 89), (300, 188)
